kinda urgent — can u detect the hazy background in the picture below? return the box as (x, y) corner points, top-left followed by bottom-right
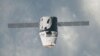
(0, 0), (100, 56)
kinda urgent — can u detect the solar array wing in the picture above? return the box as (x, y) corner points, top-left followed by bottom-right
(58, 21), (89, 26)
(8, 21), (89, 28)
(8, 23), (39, 28)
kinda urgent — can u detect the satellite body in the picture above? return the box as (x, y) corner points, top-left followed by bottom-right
(39, 16), (58, 48)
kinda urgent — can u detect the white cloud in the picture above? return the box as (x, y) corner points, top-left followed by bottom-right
(81, 0), (100, 26)
(0, 0), (100, 56)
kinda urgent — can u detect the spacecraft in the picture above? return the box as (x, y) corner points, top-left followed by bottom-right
(8, 16), (89, 48)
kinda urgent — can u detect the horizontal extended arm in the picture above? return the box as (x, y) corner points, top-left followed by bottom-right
(8, 23), (39, 28)
(58, 21), (89, 26)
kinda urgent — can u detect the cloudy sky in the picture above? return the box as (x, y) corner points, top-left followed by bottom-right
(0, 0), (100, 56)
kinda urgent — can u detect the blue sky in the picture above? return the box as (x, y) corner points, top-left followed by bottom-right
(0, 0), (100, 56)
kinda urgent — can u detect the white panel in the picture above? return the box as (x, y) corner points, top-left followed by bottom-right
(39, 31), (56, 48)
(40, 16), (52, 30)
